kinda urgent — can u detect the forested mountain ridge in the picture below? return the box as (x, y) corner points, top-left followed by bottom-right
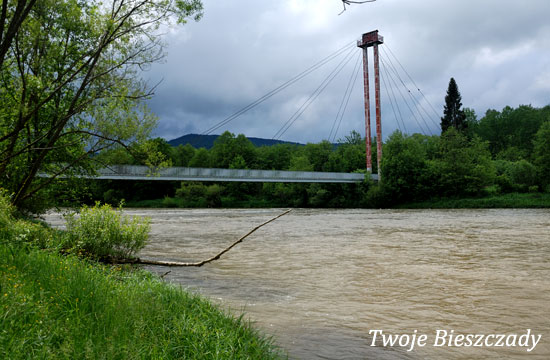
(168, 134), (302, 149)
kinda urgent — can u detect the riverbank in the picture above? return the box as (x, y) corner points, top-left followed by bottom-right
(0, 242), (284, 359)
(397, 192), (550, 209)
(124, 192), (550, 209)
(0, 197), (285, 360)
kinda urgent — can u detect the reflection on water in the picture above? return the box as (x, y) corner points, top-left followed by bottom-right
(45, 208), (550, 359)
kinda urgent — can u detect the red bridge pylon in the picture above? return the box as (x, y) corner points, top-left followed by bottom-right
(357, 30), (383, 176)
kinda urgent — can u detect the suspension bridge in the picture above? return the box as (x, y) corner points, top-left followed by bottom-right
(86, 165), (374, 183)
(84, 30), (440, 184)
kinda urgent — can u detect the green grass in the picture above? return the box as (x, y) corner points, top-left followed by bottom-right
(397, 192), (550, 209)
(0, 243), (285, 359)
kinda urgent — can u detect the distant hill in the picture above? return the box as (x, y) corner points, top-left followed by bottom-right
(167, 134), (303, 149)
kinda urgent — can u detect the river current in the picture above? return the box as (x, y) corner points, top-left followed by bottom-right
(45, 208), (550, 359)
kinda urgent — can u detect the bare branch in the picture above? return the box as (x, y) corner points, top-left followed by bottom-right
(124, 209), (293, 267)
(339, 0), (376, 15)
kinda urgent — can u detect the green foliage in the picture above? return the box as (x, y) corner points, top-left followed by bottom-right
(230, 154), (247, 169)
(304, 140), (333, 171)
(210, 131), (257, 169)
(494, 159), (538, 193)
(475, 105), (549, 158)
(0, 242), (284, 359)
(103, 188), (124, 205)
(0, 190), (14, 242)
(0, 0), (203, 211)
(84, 116), (550, 209)
(365, 184), (389, 208)
(176, 182), (207, 199)
(380, 129), (495, 203)
(533, 121), (550, 186)
(188, 148), (211, 167)
(0, 189), (55, 248)
(175, 182), (224, 207)
(161, 196), (180, 208)
(307, 184), (331, 207)
(174, 144), (196, 166)
(429, 129), (495, 197)
(289, 154), (314, 171)
(256, 144), (294, 170)
(379, 131), (429, 203)
(205, 184), (224, 207)
(63, 202), (150, 260)
(441, 77), (467, 133)
(327, 140), (365, 172)
(397, 192), (550, 209)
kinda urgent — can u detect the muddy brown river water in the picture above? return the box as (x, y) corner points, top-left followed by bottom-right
(45, 208), (550, 359)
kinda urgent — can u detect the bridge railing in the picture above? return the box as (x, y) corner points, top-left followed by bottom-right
(93, 165), (374, 183)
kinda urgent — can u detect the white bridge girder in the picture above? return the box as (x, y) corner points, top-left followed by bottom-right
(73, 165), (376, 183)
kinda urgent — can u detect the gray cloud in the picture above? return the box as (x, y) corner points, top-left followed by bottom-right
(144, 0), (550, 143)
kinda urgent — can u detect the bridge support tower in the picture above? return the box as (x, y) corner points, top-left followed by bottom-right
(357, 30), (383, 176)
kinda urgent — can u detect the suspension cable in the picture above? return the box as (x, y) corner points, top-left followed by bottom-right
(384, 44), (441, 120)
(380, 49), (433, 131)
(329, 52), (362, 142)
(380, 57), (407, 134)
(201, 40), (357, 135)
(381, 45), (440, 131)
(380, 57), (428, 135)
(380, 52), (435, 134)
(273, 45), (357, 140)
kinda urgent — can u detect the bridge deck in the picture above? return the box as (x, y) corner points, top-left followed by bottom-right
(85, 165), (376, 183)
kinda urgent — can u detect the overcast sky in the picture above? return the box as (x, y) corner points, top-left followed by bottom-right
(145, 0), (550, 144)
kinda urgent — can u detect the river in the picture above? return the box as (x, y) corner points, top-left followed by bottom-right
(45, 208), (550, 359)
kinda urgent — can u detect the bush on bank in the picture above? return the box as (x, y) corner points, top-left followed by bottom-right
(63, 202), (150, 260)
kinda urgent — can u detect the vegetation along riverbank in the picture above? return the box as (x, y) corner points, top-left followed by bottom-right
(0, 194), (285, 359)
(72, 103), (549, 210)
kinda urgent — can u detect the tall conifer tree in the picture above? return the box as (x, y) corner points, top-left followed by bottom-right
(441, 77), (467, 133)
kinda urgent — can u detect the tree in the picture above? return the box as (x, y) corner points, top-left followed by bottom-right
(188, 148), (211, 168)
(340, 130), (363, 146)
(474, 105), (549, 159)
(441, 77), (467, 133)
(255, 144), (293, 171)
(379, 130), (429, 203)
(210, 131), (257, 169)
(428, 128), (495, 197)
(533, 121), (550, 189)
(0, 0), (37, 69)
(326, 131), (365, 173)
(0, 0), (203, 211)
(304, 140), (332, 172)
(174, 144), (196, 167)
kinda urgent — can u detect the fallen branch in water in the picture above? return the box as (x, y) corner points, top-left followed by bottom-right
(123, 209), (292, 267)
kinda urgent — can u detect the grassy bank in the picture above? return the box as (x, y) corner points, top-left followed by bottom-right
(0, 242), (284, 359)
(0, 193), (284, 359)
(397, 192), (550, 209)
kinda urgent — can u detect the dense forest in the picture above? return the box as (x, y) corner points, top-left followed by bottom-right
(80, 103), (550, 209)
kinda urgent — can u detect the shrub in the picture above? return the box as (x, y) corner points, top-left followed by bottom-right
(63, 202), (150, 260)
(0, 189), (14, 242)
(494, 159), (538, 192)
(483, 184), (501, 196)
(0, 189), (55, 248)
(175, 182), (207, 199)
(161, 196), (179, 208)
(205, 184), (223, 207)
